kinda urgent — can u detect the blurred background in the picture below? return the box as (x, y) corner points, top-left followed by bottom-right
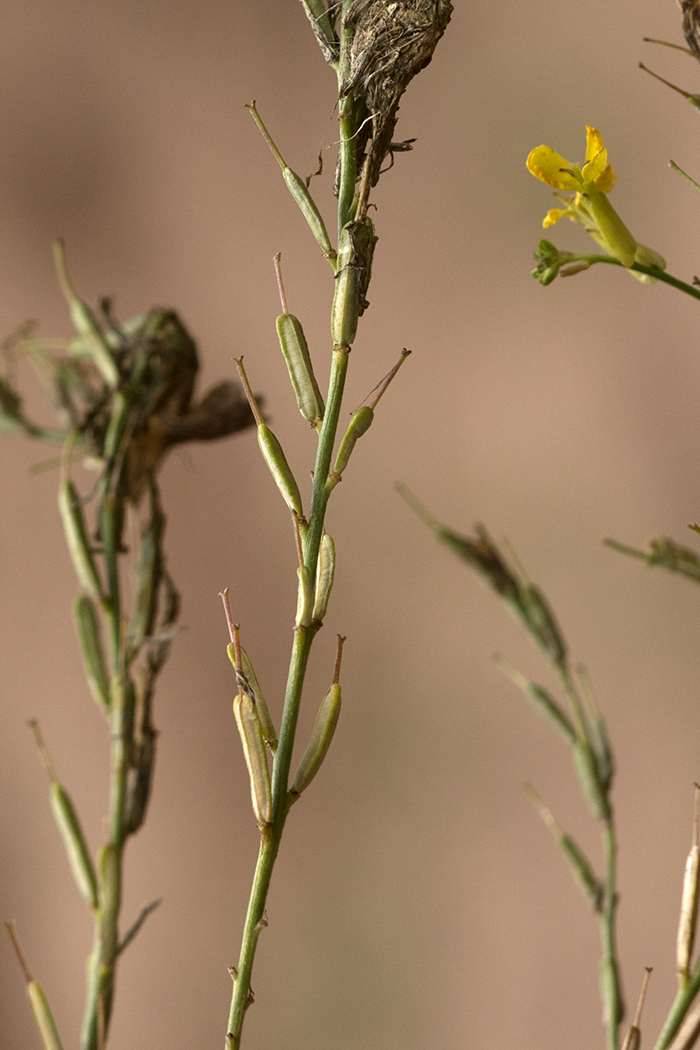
(1, 1), (700, 1048)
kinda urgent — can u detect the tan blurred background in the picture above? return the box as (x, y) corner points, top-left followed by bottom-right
(2, 1), (700, 1048)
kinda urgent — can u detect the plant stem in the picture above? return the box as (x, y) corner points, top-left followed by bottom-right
(572, 255), (700, 301)
(224, 12), (358, 1046)
(599, 817), (621, 1050)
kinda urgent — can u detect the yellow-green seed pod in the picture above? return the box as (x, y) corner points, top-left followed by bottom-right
(233, 692), (272, 826)
(226, 643), (278, 752)
(257, 424), (303, 517)
(275, 314), (325, 425)
(58, 480), (104, 601)
(333, 406), (374, 475)
(586, 186), (637, 269)
(573, 740), (611, 822)
(97, 844), (121, 958)
(290, 683), (341, 798)
(53, 240), (119, 388)
(49, 782), (99, 909)
(331, 225), (360, 347)
(74, 596), (110, 714)
(522, 584), (566, 667)
(559, 833), (602, 909)
(282, 168), (335, 260)
(677, 818), (700, 987)
(599, 956), (625, 1029)
(296, 566), (314, 628)
(28, 981), (64, 1050)
(312, 534), (336, 623)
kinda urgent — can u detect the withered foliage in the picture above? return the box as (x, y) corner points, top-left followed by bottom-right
(341, 0), (454, 186)
(678, 0), (700, 53)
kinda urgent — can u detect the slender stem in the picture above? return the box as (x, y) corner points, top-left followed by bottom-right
(599, 817), (621, 1050)
(225, 19), (360, 1045)
(572, 255), (700, 301)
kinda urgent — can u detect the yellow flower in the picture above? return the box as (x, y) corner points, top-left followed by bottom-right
(526, 126), (665, 281)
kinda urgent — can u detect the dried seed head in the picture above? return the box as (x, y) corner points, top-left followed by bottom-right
(341, 0), (453, 186)
(677, 785), (700, 988)
(678, 0), (700, 53)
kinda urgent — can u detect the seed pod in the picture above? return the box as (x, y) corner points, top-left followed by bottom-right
(28, 981), (64, 1050)
(573, 740), (611, 822)
(588, 714), (614, 793)
(522, 584), (566, 667)
(312, 534), (336, 623)
(296, 566), (314, 628)
(331, 225), (361, 347)
(58, 480), (103, 601)
(677, 789), (700, 988)
(599, 956), (625, 1030)
(74, 596), (110, 714)
(276, 313), (325, 425)
(226, 643), (278, 751)
(233, 692), (272, 826)
(290, 683), (341, 798)
(97, 844), (121, 958)
(559, 833), (603, 910)
(257, 424), (303, 517)
(53, 240), (119, 388)
(49, 782), (99, 909)
(282, 168), (335, 260)
(333, 406), (374, 475)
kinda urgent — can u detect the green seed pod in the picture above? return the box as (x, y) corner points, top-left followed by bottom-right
(233, 692), (272, 826)
(312, 533), (336, 623)
(275, 314), (325, 425)
(257, 424), (303, 517)
(588, 714), (614, 793)
(290, 683), (341, 799)
(599, 956), (625, 1030)
(559, 834), (603, 910)
(58, 480), (104, 601)
(331, 225), (360, 347)
(522, 585), (566, 667)
(333, 406), (374, 475)
(296, 566), (314, 628)
(28, 981), (64, 1050)
(573, 740), (611, 822)
(53, 240), (119, 388)
(97, 844), (121, 958)
(282, 168), (335, 260)
(49, 781), (99, 909)
(226, 643), (277, 751)
(74, 596), (110, 714)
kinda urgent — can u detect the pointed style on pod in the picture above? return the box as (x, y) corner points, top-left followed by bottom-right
(6, 923), (65, 1050)
(52, 240), (119, 387)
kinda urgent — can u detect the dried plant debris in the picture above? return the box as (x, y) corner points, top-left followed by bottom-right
(1, 306), (256, 501)
(678, 0), (700, 53)
(341, 0), (453, 186)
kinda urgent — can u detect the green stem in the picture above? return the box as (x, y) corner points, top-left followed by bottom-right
(653, 956), (700, 1050)
(225, 23), (360, 1044)
(573, 255), (700, 301)
(598, 818), (622, 1050)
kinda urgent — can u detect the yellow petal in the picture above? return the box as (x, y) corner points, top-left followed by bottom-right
(527, 146), (579, 190)
(542, 207), (570, 228)
(594, 163), (616, 193)
(584, 126), (605, 163)
(582, 126), (607, 184)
